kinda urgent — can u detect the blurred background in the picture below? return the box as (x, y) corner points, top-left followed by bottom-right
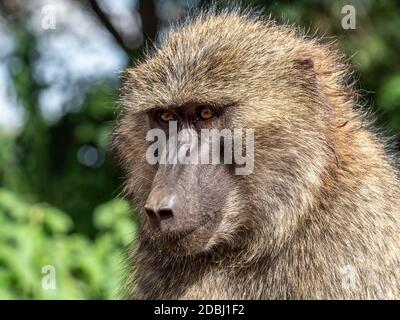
(0, 0), (399, 299)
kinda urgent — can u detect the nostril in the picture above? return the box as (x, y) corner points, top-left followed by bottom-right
(158, 208), (174, 221)
(145, 207), (158, 223)
(145, 207), (156, 217)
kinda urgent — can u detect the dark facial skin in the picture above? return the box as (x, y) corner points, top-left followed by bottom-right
(144, 102), (236, 255)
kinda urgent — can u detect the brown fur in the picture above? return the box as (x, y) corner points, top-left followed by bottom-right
(112, 8), (400, 299)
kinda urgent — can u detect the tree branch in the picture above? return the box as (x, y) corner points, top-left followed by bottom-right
(88, 0), (131, 55)
(139, 0), (157, 41)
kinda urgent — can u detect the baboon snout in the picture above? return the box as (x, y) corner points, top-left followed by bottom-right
(144, 189), (187, 234)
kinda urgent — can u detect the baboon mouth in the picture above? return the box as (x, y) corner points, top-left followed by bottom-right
(162, 219), (213, 247)
(164, 228), (197, 244)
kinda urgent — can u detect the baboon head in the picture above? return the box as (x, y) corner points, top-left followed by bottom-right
(112, 10), (351, 257)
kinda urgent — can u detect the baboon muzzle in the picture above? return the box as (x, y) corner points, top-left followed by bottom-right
(144, 163), (201, 236)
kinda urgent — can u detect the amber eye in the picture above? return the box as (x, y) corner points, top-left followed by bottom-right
(158, 110), (175, 123)
(198, 106), (214, 120)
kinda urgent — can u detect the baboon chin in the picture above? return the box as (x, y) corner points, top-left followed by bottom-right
(112, 8), (400, 299)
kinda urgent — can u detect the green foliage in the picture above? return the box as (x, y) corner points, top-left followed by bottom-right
(0, 189), (134, 299)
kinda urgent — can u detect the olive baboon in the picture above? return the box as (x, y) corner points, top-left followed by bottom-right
(112, 9), (400, 299)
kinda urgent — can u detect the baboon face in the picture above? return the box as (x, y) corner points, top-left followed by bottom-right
(141, 102), (242, 255)
(114, 13), (331, 256)
(114, 99), (247, 256)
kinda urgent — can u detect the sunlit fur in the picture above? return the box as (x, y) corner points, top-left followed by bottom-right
(112, 8), (400, 299)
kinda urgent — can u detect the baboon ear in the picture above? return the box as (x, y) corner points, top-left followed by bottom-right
(294, 53), (335, 80)
(295, 57), (314, 71)
(294, 56), (318, 83)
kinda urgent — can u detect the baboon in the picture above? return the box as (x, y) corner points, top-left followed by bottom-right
(112, 8), (400, 299)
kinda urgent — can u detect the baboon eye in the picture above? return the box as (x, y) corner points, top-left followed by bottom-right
(158, 110), (176, 123)
(198, 106), (214, 120)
